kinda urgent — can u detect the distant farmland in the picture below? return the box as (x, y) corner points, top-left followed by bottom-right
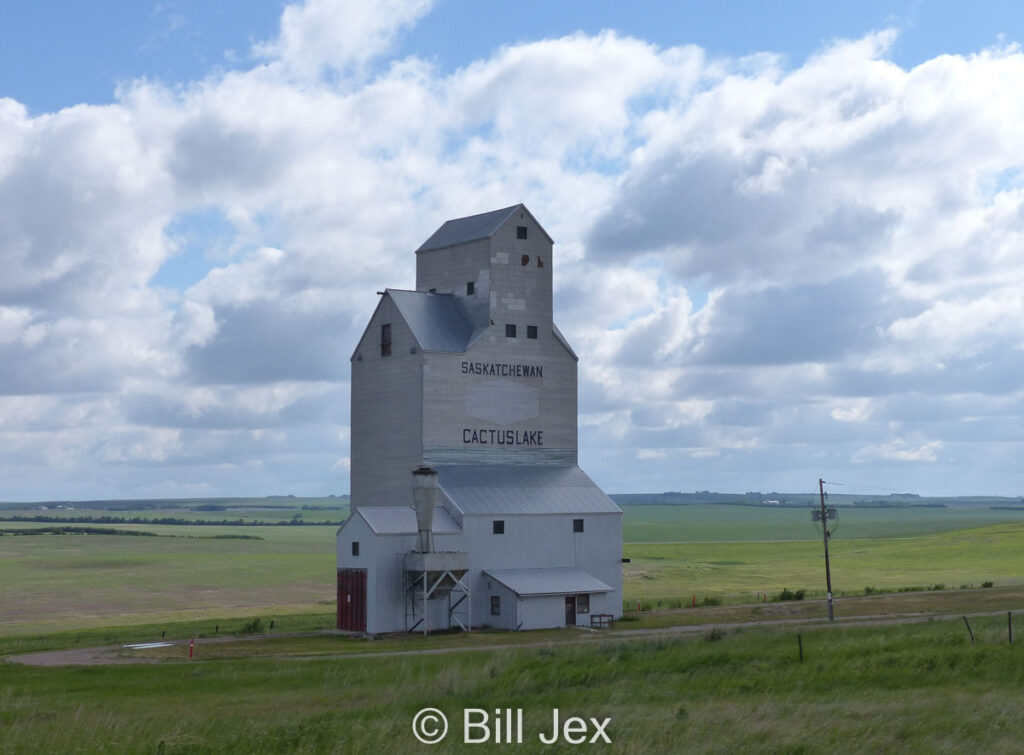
(620, 502), (1024, 542)
(3, 499), (1024, 633)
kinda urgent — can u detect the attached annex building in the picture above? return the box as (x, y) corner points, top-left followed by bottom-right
(336, 205), (623, 633)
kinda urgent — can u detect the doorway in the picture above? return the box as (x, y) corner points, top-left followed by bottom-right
(337, 568), (367, 631)
(564, 595), (576, 626)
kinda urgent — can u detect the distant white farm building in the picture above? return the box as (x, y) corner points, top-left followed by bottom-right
(336, 205), (623, 633)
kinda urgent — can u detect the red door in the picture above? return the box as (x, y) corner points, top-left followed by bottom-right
(337, 569), (367, 631)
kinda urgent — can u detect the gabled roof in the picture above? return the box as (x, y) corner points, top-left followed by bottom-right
(552, 324), (578, 361)
(437, 465), (621, 516)
(485, 567), (613, 596)
(357, 506), (462, 535)
(417, 205), (520, 253)
(387, 289), (474, 353)
(416, 203), (553, 253)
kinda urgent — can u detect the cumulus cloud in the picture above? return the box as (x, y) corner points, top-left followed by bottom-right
(1, 2), (1023, 498)
(253, 0), (434, 78)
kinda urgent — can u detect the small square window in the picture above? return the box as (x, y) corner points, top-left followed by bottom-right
(351, 541), (360, 557)
(521, 254), (530, 266)
(505, 324), (516, 338)
(527, 325), (538, 339)
(576, 594), (590, 614)
(491, 595), (501, 616)
(517, 225), (528, 239)
(380, 323), (391, 357)
(467, 281), (475, 295)
(492, 520), (505, 534)
(573, 518), (584, 533)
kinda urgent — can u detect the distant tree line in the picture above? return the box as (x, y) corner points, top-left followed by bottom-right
(0, 526), (264, 539)
(0, 495), (350, 512)
(1, 515), (344, 527)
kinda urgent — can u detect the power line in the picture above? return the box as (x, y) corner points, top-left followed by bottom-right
(819, 480), (932, 495)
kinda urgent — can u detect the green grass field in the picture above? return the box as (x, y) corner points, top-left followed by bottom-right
(624, 522), (1024, 606)
(4, 501), (1024, 752)
(621, 502), (1024, 542)
(4, 618), (1024, 752)
(0, 525), (338, 635)
(4, 505), (1024, 634)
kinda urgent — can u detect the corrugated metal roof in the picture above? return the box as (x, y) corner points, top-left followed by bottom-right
(485, 567), (613, 596)
(388, 289), (473, 353)
(437, 465), (621, 515)
(416, 205), (522, 253)
(358, 506), (462, 535)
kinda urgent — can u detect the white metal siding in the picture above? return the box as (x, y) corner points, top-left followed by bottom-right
(350, 296), (424, 510)
(462, 512), (622, 628)
(483, 579), (517, 630)
(519, 596), (565, 630)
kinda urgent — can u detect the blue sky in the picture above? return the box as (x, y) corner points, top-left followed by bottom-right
(1, 0), (1023, 500)
(5, 1), (1021, 113)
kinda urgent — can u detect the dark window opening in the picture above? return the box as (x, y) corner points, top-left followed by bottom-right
(351, 541), (360, 557)
(517, 225), (528, 239)
(573, 518), (584, 533)
(428, 288), (436, 293)
(491, 595), (501, 615)
(505, 324), (516, 338)
(521, 254), (530, 266)
(492, 520), (505, 534)
(380, 323), (391, 357)
(467, 281), (475, 295)
(537, 256), (544, 268)
(576, 594), (590, 614)
(527, 325), (538, 339)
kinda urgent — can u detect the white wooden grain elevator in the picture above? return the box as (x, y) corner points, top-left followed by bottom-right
(336, 205), (623, 633)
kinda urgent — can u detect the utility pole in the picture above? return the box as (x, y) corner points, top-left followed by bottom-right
(819, 478), (834, 621)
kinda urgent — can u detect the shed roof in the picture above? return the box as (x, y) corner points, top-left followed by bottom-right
(484, 567), (613, 596)
(437, 465), (621, 516)
(357, 506), (462, 535)
(387, 289), (474, 353)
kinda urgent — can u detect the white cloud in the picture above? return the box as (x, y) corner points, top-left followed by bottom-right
(830, 398), (873, 423)
(253, 0), (434, 78)
(852, 438), (943, 463)
(2, 3), (1024, 497)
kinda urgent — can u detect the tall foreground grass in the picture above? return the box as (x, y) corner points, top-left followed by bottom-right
(3, 616), (1024, 753)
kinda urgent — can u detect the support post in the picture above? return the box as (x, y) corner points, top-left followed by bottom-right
(819, 478), (834, 621)
(963, 616), (975, 644)
(1009, 612), (1013, 644)
(797, 634), (804, 663)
